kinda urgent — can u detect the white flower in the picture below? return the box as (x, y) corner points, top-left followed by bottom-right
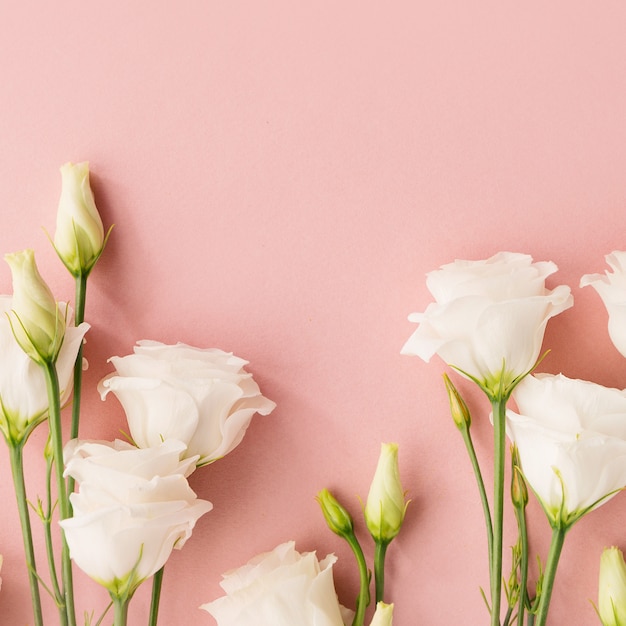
(53, 161), (106, 276)
(60, 439), (211, 598)
(581, 252), (626, 358)
(200, 541), (351, 626)
(0, 296), (88, 444)
(598, 547), (626, 626)
(99, 341), (276, 467)
(402, 252), (572, 397)
(507, 374), (626, 527)
(370, 602), (394, 626)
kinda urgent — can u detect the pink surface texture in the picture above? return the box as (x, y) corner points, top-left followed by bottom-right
(1, 2), (626, 625)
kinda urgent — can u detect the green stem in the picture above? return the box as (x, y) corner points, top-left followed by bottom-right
(460, 426), (494, 577)
(149, 567), (165, 626)
(44, 456), (67, 626)
(515, 507), (529, 626)
(534, 526), (567, 626)
(8, 443), (44, 626)
(43, 362), (76, 626)
(374, 541), (389, 604)
(112, 596), (129, 626)
(67, 273), (87, 501)
(490, 397), (507, 626)
(345, 532), (370, 626)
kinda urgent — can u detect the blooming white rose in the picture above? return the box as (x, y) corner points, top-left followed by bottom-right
(581, 251), (626, 358)
(99, 341), (276, 467)
(598, 547), (626, 626)
(0, 296), (88, 444)
(402, 252), (573, 397)
(53, 161), (106, 276)
(200, 541), (352, 626)
(507, 374), (626, 527)
(60, 439), (211, 598)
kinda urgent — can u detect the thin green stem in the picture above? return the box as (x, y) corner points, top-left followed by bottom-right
(43, 362), (76, 626)
(345, 533), (370, 626)
(490, 397), (508, 626)
(460, 426), (494, 577)
(8, 443), (44, 626)
(374, 541), (389, 604)
(515, 507), (529, 626)
(112, 596), (129, 626)
(149, 567), (165, 626)
(534, 526), (567, 626)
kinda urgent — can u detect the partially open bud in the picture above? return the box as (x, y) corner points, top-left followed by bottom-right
(598, 547), (626, 626)
(53, 162), (106, 276)
(5, 249), (65, 364)
(365, 443), (408, 543)
(370, 602), (394, 626)
(316, 488), (354, 538)
(443, 373), (471, 430)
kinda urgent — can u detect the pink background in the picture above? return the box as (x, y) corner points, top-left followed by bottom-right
(1, 2), (626, 624)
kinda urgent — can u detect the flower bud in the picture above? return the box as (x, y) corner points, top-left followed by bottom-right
(316, 488), (354, 538)
(443, 373), (471, 429)
(5, 249), (65, 364)
(510, 445), (528, 509)
(53, 161), (105, 276)
(365, 443), (408, 543)
(598, 547), (626, 626)
(370, 602), (394, 626)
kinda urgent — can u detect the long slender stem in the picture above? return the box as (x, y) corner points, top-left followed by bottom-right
(460, 426), (494, 576)
(43, 362), (76, 626)
(345, 533), (370, 626)
(112, 596), (129, 626)
(515, 508), (529, 626)
(534, 526), (567, 626)
(490, 397), (507, 626)
(8, 443), (44, 626)
(148, 567), (165, 626)
(374, 541), (389, 604)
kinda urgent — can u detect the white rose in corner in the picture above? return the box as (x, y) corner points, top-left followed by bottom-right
(201, 542), (351, 626)
(60, 439), (211, 598)
(98, 341), (276, 467)
(581, 251), (626, 358)
(507, 374), (626, 527)
(402, 252), (572, 397)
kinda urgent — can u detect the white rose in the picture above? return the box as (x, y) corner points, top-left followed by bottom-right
(98, 341), (276, 467)
(0, 296), (88, 444)
(402, 252), (572, 396)
(60, 439), (211, 598)
(507, 374), (626, 526)
(200, 541), (351, 626)
(581, 251), (626, 358)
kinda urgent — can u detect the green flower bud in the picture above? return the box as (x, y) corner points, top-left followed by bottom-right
(364, 443), (408, 543)
(598, 547), (626, 626)
(510, 445), (528, 509)
(5, 249), (65, 364)
(316, 488), (354, 538)
(443, 373), (471, 429)
(53, 161), (106, 276)
(370, 602), (394, 626)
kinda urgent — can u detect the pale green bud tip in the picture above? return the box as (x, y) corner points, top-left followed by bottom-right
(5, 249), (65, 363)
(510, 445), (528, 509)
(443, 374), (471, 429)
(54, 161), (105, 275)
(316, 488), (354, 538)
(370, 602), (394, 626)
(599, 547), (626, 626)
(365, 443), (409, 543)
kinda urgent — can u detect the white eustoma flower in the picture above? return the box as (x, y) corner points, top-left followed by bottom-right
(598, 547), (626, 626)
(53, 161), (106, 276)
(402, 252), (572, 397)
(201, 541), (351, 626)
(370, 602), (394, 626)
(0, 296), (88, 444)
(507, 374), (626, 527)
(99, 341), (276, 467)
(581, 251), (626, 358)
(60, 439), (211, 599)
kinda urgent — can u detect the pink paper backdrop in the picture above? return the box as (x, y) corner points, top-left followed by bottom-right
(1, 2), (626, 624)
